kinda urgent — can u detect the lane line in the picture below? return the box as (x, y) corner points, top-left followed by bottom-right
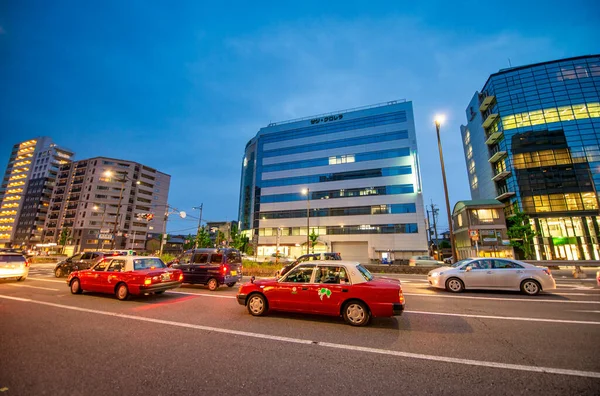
(0, 294), (598, 379)
(27, 277), (65, 284)
(569, 310), (600, 314)
(405, 310), (600, 325)
(403, 293), (600, 304)
(4, 284), (60, 291)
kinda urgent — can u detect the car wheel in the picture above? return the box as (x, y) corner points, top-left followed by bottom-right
(445, 277), (464, 293)
(116, 283), (129, 301)
(155, 291), (165, 295)
(521, 279), (541, 296)
(55, 268), (63, 278)
(207, 278), (219, 291)
(247, 293), (268, 316)
(17, 276), (27, 282)
(343, 301), (371, 326)
(70, 278), (83, 294)
(226, 282), (236, 288)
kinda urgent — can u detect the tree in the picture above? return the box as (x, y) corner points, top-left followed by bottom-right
(507, 210), (538, 259)
(230, 223), (250, 253)
(183, 234), (195, 250)
(59, 227), (70, 253)
(309, 230), (319, 254)
(439, 240), (451, 249)
(195, 226), (212, 248)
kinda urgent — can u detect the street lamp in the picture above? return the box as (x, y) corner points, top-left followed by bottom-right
(93, 204), (108, 251)
(159, 205), (186, 256)
(302, 188), (310, 254)
(104, 170), (140, 249)
(434, 115), (458, 263)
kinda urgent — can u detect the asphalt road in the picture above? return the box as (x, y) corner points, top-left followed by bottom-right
(1, 267), (599, 395)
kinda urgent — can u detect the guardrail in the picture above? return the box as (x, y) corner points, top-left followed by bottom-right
(523, 260), (600, 267)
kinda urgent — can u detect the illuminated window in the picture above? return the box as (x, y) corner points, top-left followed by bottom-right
(328, 155), (356, 165)
(466, 145), (473, 160)
(501, 102), (600, 130)
(558, 106), (575, 121)
(464, 129), (471, 145)
(470, 175), (478, 189)
(468, 159), (476, 174)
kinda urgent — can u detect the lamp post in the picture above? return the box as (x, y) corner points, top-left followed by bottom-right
(94, 204), (107, 251)
(159, 205), (186, 257)
(104, 170), (140, 250)
(434, 115), (458, 263)
(302, 188), (310, 254)
(193, 204), (203, 248)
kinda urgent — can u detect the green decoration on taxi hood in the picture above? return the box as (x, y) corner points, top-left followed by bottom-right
(318, 288), (332, 300)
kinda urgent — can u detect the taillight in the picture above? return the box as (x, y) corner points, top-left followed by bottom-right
(178, 273), (184, 281)
(24, 260), (30, 267)
(543, 268), (551, 276)
(222, 265), (229, 274)
(144, 278), (152, 285)
(399, 288), (405, 305)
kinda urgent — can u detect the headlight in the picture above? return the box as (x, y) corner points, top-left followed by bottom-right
(430, 272), (443, 277)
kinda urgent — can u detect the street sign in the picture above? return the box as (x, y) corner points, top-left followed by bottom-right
(100, 228), (110, 234)
(99, 234), (113, 240)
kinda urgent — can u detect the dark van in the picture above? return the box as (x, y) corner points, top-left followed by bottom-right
(171, 248), (243, 291)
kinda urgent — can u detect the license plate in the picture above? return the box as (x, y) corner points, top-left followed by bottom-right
(230, 271), (237, 276)
(161, 273), (170, 281)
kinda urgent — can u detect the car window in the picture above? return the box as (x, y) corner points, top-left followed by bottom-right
(80, 253), (91, 260)
(92, 260), (108, 271)
(226, 251), (241, 264)
(315, 266), (348, 284)
(493, 260), (523, 269)
(0, 255), (25, 263)
(70, 253), (83, 261)
(107, 259), (126, 272)
(133, 258), (166, 270)
(283, 265), (315, 283)
(210, 254), (223, 264)
(192, 253), (208, 263)
(471, 260), (492, 270)
(356, 264), (373, 281)
(179, 253), (193, 264)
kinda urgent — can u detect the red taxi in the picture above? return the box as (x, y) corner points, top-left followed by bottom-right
(67, 256), (183, 301)
(237, 261), (405, 326)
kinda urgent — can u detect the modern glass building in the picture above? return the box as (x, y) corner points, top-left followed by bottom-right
(238, 100), (428, 263)
(460, 55), (600, 261)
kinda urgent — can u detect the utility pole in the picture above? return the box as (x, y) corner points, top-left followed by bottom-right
(431, 201), (439, 259)
(193, 204), (203, 249)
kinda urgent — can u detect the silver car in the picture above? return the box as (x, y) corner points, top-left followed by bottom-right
(427, 258), (556, 296)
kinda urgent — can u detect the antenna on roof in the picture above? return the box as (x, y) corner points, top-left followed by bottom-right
(508, 58), (512, 67)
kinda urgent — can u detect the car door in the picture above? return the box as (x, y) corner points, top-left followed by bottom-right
(103, 259), (127, 293)
(309, 265), (349, 314)
(188, 253), (209, 284)
(463, 259), (495, 288)
(492, 259), (525, 289)
(270, 264), (315, 311)
(84, 259), (109, 292)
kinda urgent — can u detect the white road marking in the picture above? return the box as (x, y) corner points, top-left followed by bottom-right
(405, 310), (600, 325)
(569, 310), (600, 314)
(0, 294), (598, 379)
(553, 293), (599, 296)
(27, 277), (66, 283)
(4, 284), (60, 291)
(403, 293), (600, 304)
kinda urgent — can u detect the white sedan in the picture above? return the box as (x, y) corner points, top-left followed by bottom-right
(427, 258), (556, 296)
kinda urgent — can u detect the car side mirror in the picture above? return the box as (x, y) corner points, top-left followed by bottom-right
(465, 266), (472, 272)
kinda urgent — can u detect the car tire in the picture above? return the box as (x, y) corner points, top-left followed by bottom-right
(55, 268), (63, 278)
(226, 282), (236, 288)
(247, 293), (268, 316)
(343, 300), (371, 326)
(445, 277), (464, 293)
(70, 278), (83, 294)
(207, 278), (219, 291)
(17, 276), (27, 282)
(521, 279), (541, 296)
(116, 283), (129, 301)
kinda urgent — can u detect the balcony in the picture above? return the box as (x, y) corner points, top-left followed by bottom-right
(485, 130), (504, 145)
(64, 214), (76, 219)
(63, 221), (74, 227)
(74, 171), (86, 177)
(67, 204), (78, 210)
(492, 170), (511, 182)
(488, 149), (507, 163)
(71, 187), (82, 193)
(482, 113), (499, 129)
(479, 95), (496, 112)
(495, 191), (516, 201)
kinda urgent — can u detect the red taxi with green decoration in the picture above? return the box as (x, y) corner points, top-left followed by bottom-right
(236, 261), (405, 326)
(67, 256), (183, 301)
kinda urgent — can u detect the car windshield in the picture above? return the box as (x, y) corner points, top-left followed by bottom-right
(451, 259), (472, 268)
(133, 258), (166, 270)
(356, 264), (373, 281)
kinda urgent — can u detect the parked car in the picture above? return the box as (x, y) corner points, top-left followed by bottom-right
(171, 248), (243, 291)
(427, 257), (556, 296)
(54, 251), (119, 277)
(67, 256), (183, 300)
(276, 252), (342, 278)
(107, 250), (138, 256)
(408, 256), (444, 266)
(443, 256), (454, 264)
(238, 261), (405, 326)
(0, 252), (29, 281)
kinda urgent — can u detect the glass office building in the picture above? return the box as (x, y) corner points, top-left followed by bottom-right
(238, 100), (428, 263)
(460, 55), (600, 260)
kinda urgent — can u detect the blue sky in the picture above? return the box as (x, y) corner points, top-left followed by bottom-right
(1, 0), (599, 234)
